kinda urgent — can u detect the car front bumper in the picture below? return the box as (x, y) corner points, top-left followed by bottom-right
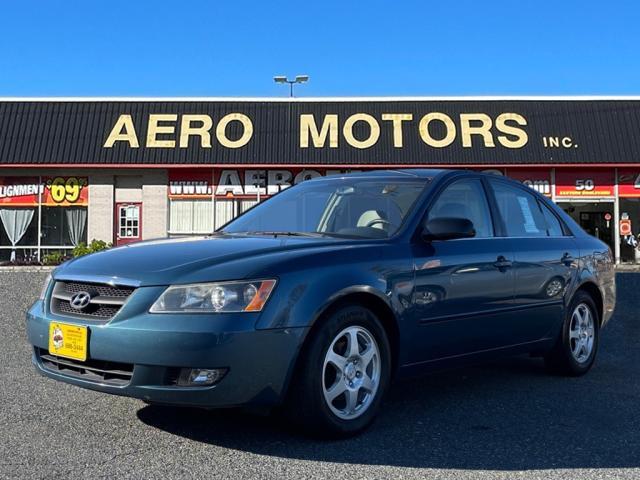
(26, 294), (308, 408)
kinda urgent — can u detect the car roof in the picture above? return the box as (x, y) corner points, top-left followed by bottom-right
(310, 168), (449, 181)
(309, 168), (540, 184)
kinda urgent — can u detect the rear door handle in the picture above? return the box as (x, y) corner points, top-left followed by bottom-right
(561, 253), (574, 266)
(494, 255), (512, 270)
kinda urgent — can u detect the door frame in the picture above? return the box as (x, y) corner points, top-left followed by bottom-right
(555, 198), (615, 250)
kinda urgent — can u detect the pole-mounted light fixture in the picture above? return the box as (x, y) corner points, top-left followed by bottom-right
(273, 75), (309, 97)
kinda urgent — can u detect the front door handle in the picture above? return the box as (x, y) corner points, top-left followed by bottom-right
(494, 255), (512, 270)
(561, 252), (574, 266)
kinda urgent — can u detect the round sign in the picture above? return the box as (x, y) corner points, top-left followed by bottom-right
(620, 218), (632, 236)
(604, 212), (612, 221)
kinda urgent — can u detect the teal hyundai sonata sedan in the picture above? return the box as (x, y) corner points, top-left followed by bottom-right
(27, 169), (615, 437)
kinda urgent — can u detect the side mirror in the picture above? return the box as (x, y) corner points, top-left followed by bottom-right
(422, 217), (476, 241)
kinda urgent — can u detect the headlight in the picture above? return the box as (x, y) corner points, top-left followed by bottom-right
(149, 279), (277, 313)
(39, 273), (53, 301)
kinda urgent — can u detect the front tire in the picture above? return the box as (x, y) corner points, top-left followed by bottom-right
(286, 304), (391, 438)
(545, 290), (599, 376)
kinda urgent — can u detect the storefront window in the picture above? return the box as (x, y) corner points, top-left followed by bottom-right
(169, 200), (214, 234)
(215, 199), (236, 230)
(168, 198), (255, 234)
(618, 169), (640, 264)
(0, 176), (88, 263)
(0, 207), (38, 261)
(620, 198), (640, 263)
(40, 206), (88, 246)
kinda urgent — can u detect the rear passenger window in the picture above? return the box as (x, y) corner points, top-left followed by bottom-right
(540, 202), (565, 236)
(428, 178), (494, 238)
(490, 180), (547, 237)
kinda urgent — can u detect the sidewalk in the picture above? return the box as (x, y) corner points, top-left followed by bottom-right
(616, 264), (640, 271)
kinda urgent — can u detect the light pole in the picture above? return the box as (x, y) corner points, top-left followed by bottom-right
(273, 75), (309, 97)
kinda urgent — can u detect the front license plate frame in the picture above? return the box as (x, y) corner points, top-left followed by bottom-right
(48, 322), (88, 361)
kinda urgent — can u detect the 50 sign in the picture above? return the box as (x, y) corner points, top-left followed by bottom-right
(44, 177), (89, 206)
(574, 179), (595, 191)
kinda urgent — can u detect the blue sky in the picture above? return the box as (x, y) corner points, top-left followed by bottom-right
(0, 0), (638, 97)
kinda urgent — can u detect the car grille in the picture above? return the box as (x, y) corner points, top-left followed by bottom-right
(62, 281), (134, 298)
(37, 348), (134, 386)
(50, 280), (135, 321)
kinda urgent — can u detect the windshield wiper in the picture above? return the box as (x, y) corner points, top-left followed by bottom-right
(312, 231), (367, 239)
(243, 231), (326, 238)
(228, 231), (366, 239)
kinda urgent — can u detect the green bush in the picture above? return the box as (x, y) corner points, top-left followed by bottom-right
(71, 242), (91, 257)
(72, 239), (113, 258)
(42, 251), (65, 266)
(89, 239), (112, 252)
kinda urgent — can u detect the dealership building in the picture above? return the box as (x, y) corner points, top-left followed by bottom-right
(1, 97), (640, 264)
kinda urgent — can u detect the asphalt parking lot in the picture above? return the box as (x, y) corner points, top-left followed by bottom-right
(1, 270), (639, 479)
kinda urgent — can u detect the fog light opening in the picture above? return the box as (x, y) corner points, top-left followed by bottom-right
(177, 368), (228, 386)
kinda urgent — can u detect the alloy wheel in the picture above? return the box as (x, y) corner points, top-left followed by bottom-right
(322, 326), (381, 420)
(569, 303), (595, 364)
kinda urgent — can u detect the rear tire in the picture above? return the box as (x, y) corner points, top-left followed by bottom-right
(545, 290), (599, 376)
(286, 304), (391, 438)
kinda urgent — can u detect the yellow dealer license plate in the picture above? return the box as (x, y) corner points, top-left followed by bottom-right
(49, 322), (88, 361)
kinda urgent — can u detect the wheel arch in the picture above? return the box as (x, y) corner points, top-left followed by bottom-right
(574, 281), (604, 326)
(282, 287), (402, 402)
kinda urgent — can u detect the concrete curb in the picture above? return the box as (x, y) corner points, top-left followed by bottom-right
(615, 265), (640, 271)
(0, 266), (56, 272)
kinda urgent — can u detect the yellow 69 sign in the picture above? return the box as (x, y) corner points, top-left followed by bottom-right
(45, 177), (88, 205)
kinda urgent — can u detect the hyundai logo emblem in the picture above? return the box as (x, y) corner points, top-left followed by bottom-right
(69, 291), (92, 310)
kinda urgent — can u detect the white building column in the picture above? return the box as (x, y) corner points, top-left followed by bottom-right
(141, 170), (168, 240)
(87, 174), (114, 243)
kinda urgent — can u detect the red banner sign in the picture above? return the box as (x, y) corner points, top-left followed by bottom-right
(0, 176), (89, 206)
(555, 169), (614, 198)
(618, 169), (640, 197)
(0, 177), (42, 205)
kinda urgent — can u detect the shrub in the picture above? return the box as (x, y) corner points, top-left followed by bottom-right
(42, 251), (65, 266)
(72, 239), (113, 258)
(72, 242), (91, 257)
(89, 239), (112, 252)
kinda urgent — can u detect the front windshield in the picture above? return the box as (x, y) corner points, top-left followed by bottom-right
(222, 178), (429, 239)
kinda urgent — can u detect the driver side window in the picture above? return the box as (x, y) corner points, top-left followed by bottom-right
(428, 178), (494, 238)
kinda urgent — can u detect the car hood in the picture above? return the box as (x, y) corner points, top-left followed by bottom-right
(54, 234), (356, 286)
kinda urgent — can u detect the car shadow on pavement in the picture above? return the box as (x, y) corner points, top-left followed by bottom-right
(137, 348), (640, 471)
